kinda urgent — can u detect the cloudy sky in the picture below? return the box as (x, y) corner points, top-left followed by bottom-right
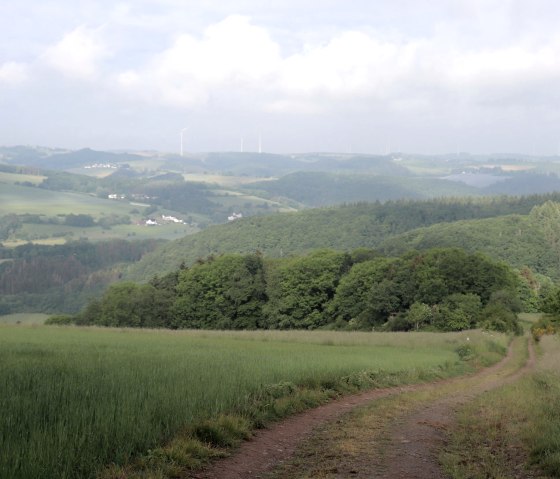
(2, 0), (560, 154)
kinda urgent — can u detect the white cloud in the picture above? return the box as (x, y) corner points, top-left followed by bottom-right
(0, 62), (29, 85)
(43, 26), (108, 80)
(117, 15), (560, 115)
(117, 15), (281, 107)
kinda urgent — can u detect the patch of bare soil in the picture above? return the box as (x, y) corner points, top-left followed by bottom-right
(191, 339), (533, 479)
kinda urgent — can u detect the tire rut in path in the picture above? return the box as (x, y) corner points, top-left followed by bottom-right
(378, 339), (535, 479)
(191, 339), (532, 479)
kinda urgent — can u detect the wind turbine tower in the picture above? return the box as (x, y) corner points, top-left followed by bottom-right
(258, 133), (262, 154)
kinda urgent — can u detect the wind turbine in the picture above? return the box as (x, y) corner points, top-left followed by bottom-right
(180, 126), (190, 157)
(258, 132), (262, 154)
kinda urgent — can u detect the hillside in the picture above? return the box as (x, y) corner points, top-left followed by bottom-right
(126, 195), (560, 281)
(379, 202), (560, 279)
(249, 172), (480, 207)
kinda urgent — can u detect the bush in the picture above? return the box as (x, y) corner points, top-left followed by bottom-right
(479, 303), (522, 335)
(45, 315), (75, 325)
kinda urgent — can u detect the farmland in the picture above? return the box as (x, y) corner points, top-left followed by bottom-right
(0, 326), (505, 479)
(0, 183), (135, 217)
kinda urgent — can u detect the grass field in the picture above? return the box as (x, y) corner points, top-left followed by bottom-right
(0, 171), (46, 185)
(0, 183), (203, 244)
(0, 183), (136, 217)
(9, 221), (199, 243)
(442, 334), (560, 478)
(0, 327), (503, 479)
(0, 313), (49, 325)
(183, 173), (275, 187)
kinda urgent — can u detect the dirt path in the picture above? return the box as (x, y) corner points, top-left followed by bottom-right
(191, 338), (533, 479)
(378, 339), (535, 479)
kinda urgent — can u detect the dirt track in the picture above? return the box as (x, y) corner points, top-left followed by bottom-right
(378, 339), (534, 479)
(191, 338), (534, 479)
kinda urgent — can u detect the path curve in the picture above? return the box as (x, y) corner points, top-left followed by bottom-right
(378, 339), (535, 479)
(191, 339), (532, 479)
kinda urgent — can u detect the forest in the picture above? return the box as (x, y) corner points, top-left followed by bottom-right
(0, 239), (161, 313)
(126, 194), (560, 281)
(57, 247), (533, 335)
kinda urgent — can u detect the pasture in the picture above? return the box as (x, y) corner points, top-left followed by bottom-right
(0, 183), (135, 217)
(0, 313), (49, 325)
(183, 173), (275, 187)
(0, 326), (505, 479)
(0, 171), (46, 185)
(12, 221), (198, 243)
(0, 183), (202, 244)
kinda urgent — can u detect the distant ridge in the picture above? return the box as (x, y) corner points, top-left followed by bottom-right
(126, 194), (560, 281)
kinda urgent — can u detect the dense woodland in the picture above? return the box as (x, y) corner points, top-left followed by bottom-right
(127, 194), (560, 281)
(0, 239), (160, 313)
(56, 247), (532, 334)
(5, 195), (560, 315)
(250, 170), (560, 207)
(6, 148), (560, 321)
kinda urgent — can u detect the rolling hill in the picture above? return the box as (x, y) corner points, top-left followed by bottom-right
(248, 172), (480, 207)
(125, 195), (560, 281)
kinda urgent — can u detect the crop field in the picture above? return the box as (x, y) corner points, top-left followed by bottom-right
(0, 171), (46, 185)
(183, 173), (276, 187)
(0, 183), (135, 217)
(0, 313), (49, 325)
(0, 326), (506, 479)
(12, 221), (199, 243)
(208, 190), (297, 212)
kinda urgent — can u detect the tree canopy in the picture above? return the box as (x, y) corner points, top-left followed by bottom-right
(71, 247), (525, 334)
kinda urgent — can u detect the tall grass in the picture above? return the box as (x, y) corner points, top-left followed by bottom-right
(0, 326), (503, 478)
(442, 335), (560, 478)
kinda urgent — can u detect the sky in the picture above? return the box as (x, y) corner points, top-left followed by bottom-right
(2, 0), (560, 155)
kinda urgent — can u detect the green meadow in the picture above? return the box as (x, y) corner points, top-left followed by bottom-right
(0, 326), (505, 479)
(0, 171), (46, 185)
(0, 183), (134, 217)
(11, 221), (198, 243)
(0, 313), (49, 325)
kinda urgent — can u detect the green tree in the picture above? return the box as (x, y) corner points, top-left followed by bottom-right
(540, 286), (560, 314)
(479, 303), (522, 335)
(327, 257), (396, 327)
(92, 282), (171, 328)
(405, 302), (433, 330)
(64, 214), (95, 227)
(264, 250), (351, 329)
(530, 201), (560, 268)
(172, 253), (266, 329)
(442, 293), (482, 327)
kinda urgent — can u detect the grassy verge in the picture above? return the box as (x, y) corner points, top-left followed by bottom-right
(269, 335), (523, 479)
(442, 335), (560, 478)
(0, 327), (505, 479)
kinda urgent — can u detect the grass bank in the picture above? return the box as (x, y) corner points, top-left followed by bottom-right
(0, 326), (507, 479)
(442, 334), (560, 478)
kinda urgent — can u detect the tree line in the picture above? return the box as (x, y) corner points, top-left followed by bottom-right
(0, 239), (161, 314)
(126, 196), (560, 282)
(56, 247), (536, 334)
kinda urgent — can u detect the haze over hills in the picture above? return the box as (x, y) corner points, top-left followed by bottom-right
(4, 145), (560, 314)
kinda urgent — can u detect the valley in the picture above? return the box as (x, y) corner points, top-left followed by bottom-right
(3, 146), (560, 479)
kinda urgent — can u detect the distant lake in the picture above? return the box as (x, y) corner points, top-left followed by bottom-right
(443, 173), (510, 188)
